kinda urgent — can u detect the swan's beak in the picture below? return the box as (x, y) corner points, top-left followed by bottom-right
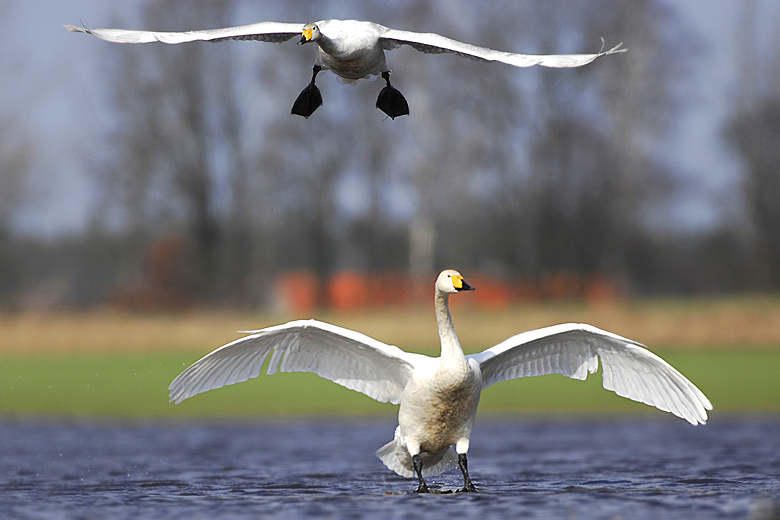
(453, 276), (475, 291)
(299, 28), (313, 45)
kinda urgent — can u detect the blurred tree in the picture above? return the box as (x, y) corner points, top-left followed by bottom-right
(387, 1), (525, 280)
(591, 0), (691, 278)
(97, 0), (245, 301)
(255, 114), (346, 308)
(85, 0), (706, 307)
(0, 119), (30, 232)
(725, 1), (780, 287)
(726, 98), (780, 287)
(0, 117), (32, 306)
(468, 0), (690, 287)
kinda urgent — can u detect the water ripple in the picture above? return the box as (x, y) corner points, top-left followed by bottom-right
(0, 416), (778, 519)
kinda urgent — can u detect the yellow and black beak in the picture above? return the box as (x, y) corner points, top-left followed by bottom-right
(453, 275), (475, 292)
(299, 27), (313, 44)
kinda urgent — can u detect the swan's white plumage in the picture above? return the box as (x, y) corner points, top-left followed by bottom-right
(468, 323), (712, 425)
(65, 18), (624, 119)
(167, 270), (711, 488)
(168, 319), (417, 405)
(378, 28), (624, 68)
(65, 19), (625, 76)
(64, 21), (305, 45)
(376, 426), (459, 478)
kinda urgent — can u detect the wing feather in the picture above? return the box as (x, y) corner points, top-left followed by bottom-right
(468, 324), (712, 424)
(65, 20), (625, 68)
(379, 28), (625, 68)
(168, 319), (417, 405)
(64, 22), (303, 45)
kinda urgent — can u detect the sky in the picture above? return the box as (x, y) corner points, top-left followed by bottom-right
(2, 0), (779, 237)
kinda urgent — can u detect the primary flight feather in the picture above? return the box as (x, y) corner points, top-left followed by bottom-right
(65, 19), (626, 119)
(168, 270), (711, 493)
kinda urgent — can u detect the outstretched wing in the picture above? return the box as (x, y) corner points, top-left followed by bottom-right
(468, 323), (712, 425)
(379, 28), (625, 68)
(169, 319), (419, 405)
(64, 21), (304, 44)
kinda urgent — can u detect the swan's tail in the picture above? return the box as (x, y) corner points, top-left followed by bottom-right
(376, 427), (458, 478)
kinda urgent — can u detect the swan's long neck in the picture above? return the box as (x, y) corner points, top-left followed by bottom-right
(435, 290), (467, 367)
(313, 31), (339, 55)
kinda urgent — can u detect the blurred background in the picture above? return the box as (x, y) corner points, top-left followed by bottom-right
(2, 0), (780, 313)
(2, 8), (778, 516)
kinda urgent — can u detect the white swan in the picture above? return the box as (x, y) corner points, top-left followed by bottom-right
(168, 269), (711, 493)
(65, 19), (626, 119)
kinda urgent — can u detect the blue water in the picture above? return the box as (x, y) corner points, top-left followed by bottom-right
(1, 416), (778, 519)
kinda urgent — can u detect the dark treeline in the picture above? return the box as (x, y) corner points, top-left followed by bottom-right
(1, 0), (778, 310)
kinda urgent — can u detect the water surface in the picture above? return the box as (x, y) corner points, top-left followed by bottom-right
(2, 416), (778, 519)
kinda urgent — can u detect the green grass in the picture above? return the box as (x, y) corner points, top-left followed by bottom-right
(1, 349), (777, 418)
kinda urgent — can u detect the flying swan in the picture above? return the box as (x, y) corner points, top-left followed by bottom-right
(168, 269), (711, 493)
(65, 19), (626, 119)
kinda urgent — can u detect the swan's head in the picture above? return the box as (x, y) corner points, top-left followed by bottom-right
(299, 23), (320, 45)
(436, 269), (475, 295)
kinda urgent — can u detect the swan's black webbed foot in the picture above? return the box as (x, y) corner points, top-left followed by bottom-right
(412, 454), (431, 493)
(292, 65), (323, 118)
(291, 85), (321, 118)
(456, 453), (478, 492)
(457, 482), (478, 493)
(415, 482), (431, 493)
(376, 71), (409, 119)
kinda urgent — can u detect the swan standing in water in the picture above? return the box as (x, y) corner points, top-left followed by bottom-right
(65, 19), (625, 119)
(169, 270), (711, 493)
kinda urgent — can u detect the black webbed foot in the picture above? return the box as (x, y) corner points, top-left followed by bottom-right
(457, 482), (478, 493)
(376, 71), (409, 119)
(415, 482), (431, 493)
(412, 454), (430, 493)
(456, 453), (478, 492)
(292, 65), (323, 118)
(291, 84), (322, 118)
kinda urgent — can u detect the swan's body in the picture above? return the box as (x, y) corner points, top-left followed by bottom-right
(65, 19), (626, 119)
(168, 270), (711, 492)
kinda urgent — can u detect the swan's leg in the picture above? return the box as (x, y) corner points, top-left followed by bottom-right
(376, 71), (409, 119)
(412, 455), (430, 493)
(292, 65), (323, 118)
(456, 453), (477, 492)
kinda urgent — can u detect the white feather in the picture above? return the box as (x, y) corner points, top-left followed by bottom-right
(379, 29), (624, 68)
(468, 323), (712, 425)
(168, 319), (416, 405)
(64, 22), (304, 44)
(65, 19), (625, 76)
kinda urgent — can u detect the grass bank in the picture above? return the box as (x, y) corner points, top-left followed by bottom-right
(4, 295), (780, 356)
(1, 349), (777, 418)
(1, 298), (779, 418)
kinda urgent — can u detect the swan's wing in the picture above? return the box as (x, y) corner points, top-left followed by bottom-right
(379, 28), (625, 68)
(468, 323), (712, 425)
(168, 319), (418, 405)
(64, 21), (304, 45)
